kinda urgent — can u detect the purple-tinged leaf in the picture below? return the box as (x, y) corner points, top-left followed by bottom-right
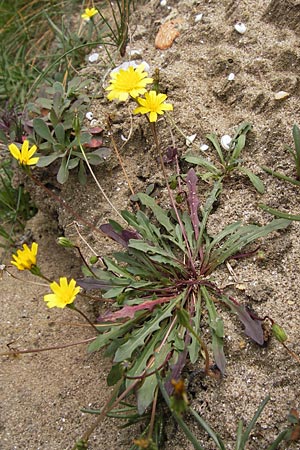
(231, 303), (264, 345)
(100, 223), (140, 247)
(212, 334), (226, 374)
(186, 168), (200, 240)
(165, 334), (190, 395)
(98, 297), (172, 322)
(163, 147), (178, 163)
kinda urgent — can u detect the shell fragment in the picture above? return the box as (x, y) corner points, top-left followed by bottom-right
(234, 22), (247, 34)
(221, 135), (232, 150)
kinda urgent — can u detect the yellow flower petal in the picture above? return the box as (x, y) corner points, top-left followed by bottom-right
(8, 143), (21, 160)
(11, 242), (38, 271)
(44, 277), (80, 309)
(106, 63), (153, 102)
(8, 140), (39, 166)
(133, 90), (173, 122)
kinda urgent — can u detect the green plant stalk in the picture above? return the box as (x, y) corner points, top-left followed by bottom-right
(261, 166), (300, 186)
(292, 124), (300, 180)
(258, 203), (300, 221)
(235, 395), (270, 450)
(150, 122), (196, 275)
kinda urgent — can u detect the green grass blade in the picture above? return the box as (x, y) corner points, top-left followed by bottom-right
(258, 204), (300, 221)
(237, 395), (270, 449)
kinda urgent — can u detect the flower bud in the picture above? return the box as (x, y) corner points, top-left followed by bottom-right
(89, 255), (98, 264)
(57, 237), (75, 248)
(272, 323), (288, 343)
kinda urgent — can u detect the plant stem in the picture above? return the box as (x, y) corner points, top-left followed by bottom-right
(77, 140), (124, 221)
(150, 122), (196, 275)
(68, 304), (100, 334)
(0, 337), (95, 357)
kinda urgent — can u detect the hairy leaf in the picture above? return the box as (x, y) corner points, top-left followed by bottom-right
(114, 297), (180, 362)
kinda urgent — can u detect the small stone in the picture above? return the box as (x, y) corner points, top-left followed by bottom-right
(228, 72), (235, 81)
(186, 133), (197, 146)
(274, 91), (290, 100)
(200, 144), (209, 151)
(85, 112), (93, 121)
(234, 22), (247, 34)
(221, 135), (232, 150)
(195, 13), (203, 23)
(88, 52), (99, 63)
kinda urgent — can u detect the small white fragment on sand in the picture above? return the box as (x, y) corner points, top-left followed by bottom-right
(88, 52), (99, 63)
(234, 22), (246, 34)
(127, 49), (142, 58)
(85, 112), (93, 121)
(200, 144), (209, 151)
(186, 133), (197, 146)
(228, 72), (235, 81)
(274, 91), (290, 100)
(195, 13), (203, 23)
(160, 0), (167, 6)
(221, 135), (232, 150)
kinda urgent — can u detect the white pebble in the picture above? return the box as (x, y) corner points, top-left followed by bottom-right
(186, 133), (197, 146)
(88, 52), (99, 63)
(85, 112), (93, 121)
(221, 135), (232, 150)
(228, 72), (235, 81)
(200, 144), (209, 151)
(195, 13), (203, 23)
(234, 22), (247, 34)
(160, 0), (167, 6)
(274, 91), (290, 100)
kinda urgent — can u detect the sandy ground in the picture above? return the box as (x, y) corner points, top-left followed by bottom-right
(1, 0), (300, 449)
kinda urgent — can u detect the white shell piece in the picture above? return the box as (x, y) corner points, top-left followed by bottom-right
(221, 135), (232, 150)
(127, 49), (142, 57)
(195, 13), (203, 22)
(228, 72), (235, 81)
(111, 60), (150, 74)
(90, 119), (98, 127)
(88, 52), (99, 63)
(200, 144), (209, 151)
(85, 112), (93, 121)
(274, 91), (290, 100)
(234, 22), (247, 34)
(186, 133), (197, 146)
(160, 0), (167, 5)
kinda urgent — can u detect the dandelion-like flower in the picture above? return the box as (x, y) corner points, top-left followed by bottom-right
(11, 243), (38, 271)
(9, 140), (39, 166)
(106, 63), (153, 102)
(44, 277), (80, 308)
(81, 7), (98, 20)
(133, 90), (173, 122)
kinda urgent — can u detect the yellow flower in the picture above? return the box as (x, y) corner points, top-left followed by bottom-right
(81, 7), (98, 20)
(133, 90), (173, 122)
(106, 63), (153, 101)
(11, 242), (38, 271)
(9, 140), (39, 166)
(44, 277), (80, 309)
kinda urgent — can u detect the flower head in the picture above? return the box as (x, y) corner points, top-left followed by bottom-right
(81, 7), (98, 20)
(11, 242), (38, 271)
(133, 90), (173, 122)
(106, 63), (153, 102)
(9, 140), (39, 166)
(44, 277), (80, 308)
